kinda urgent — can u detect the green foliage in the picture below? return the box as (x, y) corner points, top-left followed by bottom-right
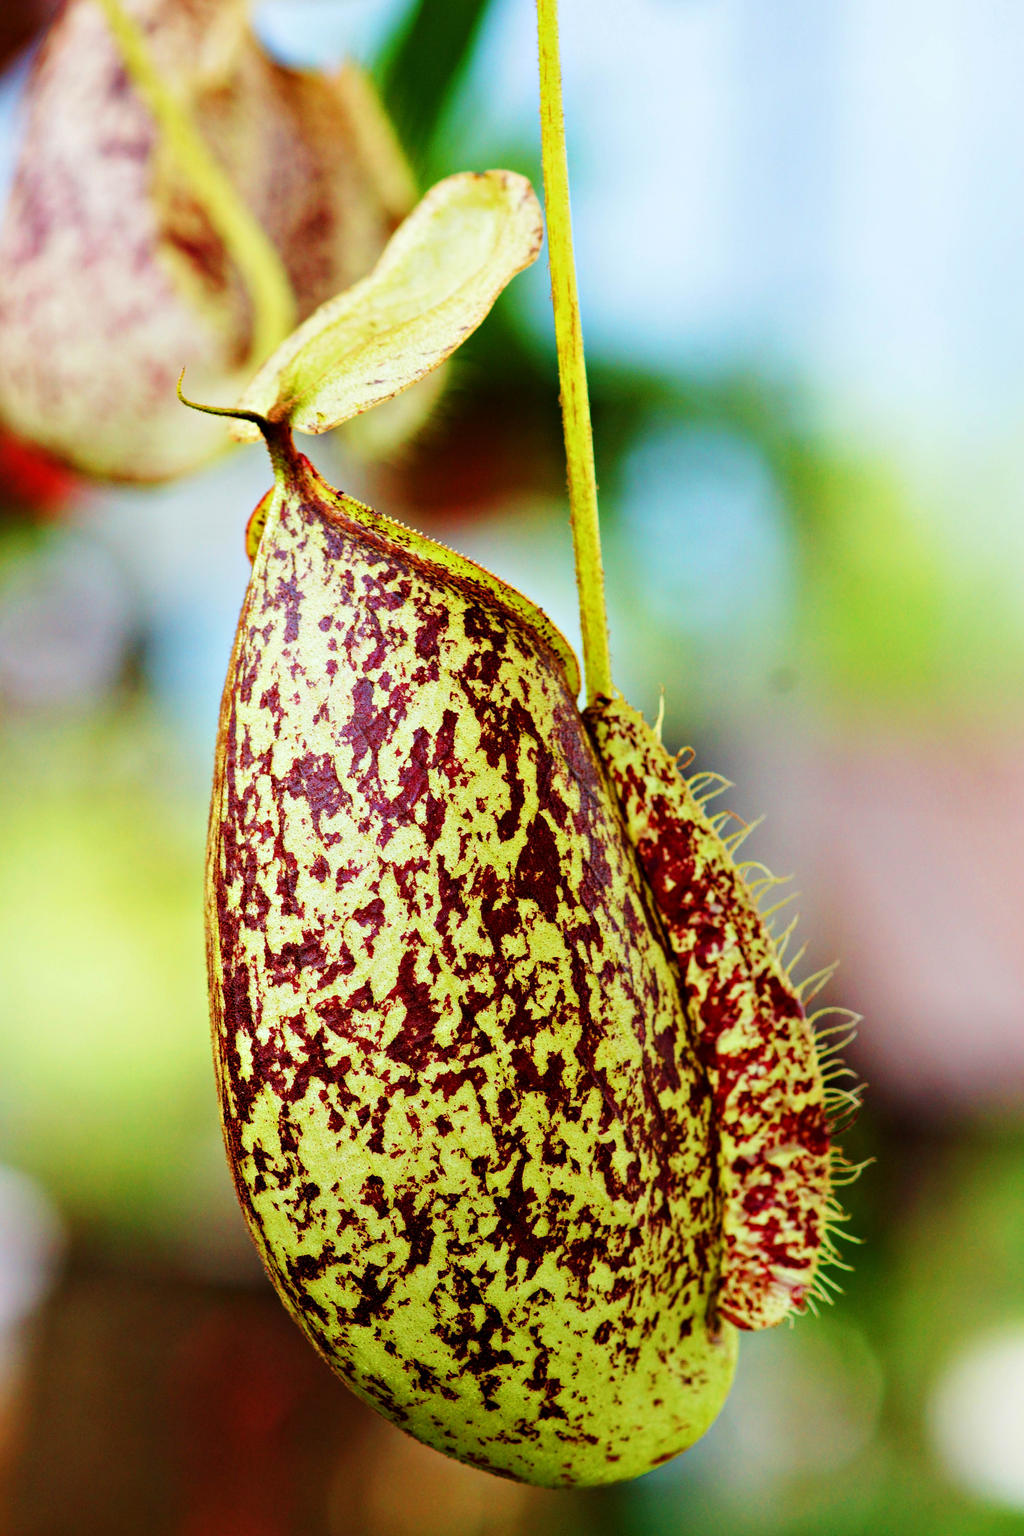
(377, 0), (495, 169)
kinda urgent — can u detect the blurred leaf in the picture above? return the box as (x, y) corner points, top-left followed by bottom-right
(377, 0), (494, 168)
(0, 715), (212, 1234)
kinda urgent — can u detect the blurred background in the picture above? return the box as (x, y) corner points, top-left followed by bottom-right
(2, 0), (1024, 1532)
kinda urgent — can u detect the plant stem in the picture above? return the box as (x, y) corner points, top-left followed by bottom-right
(176, 371), (295, 484)
(536, 0), (613, 703)
(95, 0), (296, 366)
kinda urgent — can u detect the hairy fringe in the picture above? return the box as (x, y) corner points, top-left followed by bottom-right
(682, 759), (866, 1323)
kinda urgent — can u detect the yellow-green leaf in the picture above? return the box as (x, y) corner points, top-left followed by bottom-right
(232, 171), (543, 439)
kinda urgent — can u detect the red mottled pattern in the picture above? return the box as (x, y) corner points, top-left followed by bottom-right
(206, 449), (736, 1486)
(586, 697), (831, 1330)
(0, 0), (412, 479)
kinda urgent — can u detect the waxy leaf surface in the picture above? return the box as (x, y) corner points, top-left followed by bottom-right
(233, 171), (544, 438)
(206, 446), (736, 1486)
